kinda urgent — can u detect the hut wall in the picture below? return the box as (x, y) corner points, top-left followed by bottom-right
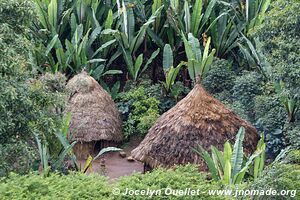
(74, 140), (118, 159)
(73, 142), (96, 159)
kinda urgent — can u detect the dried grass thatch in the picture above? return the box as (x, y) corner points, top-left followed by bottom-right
(131, 84), (259, 169)
(65, 71), (123, 145)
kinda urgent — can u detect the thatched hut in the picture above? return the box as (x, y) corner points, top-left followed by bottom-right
(65, 71), (122, 159)
(131, 83), (259, 170)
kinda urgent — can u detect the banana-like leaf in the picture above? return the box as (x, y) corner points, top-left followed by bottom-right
(152, 0), (162, 32)
(94, 147), (122, 161)
(231, 127), (245, 178)
(163, 44), (173, 71)
(34, 0), (48, 30)
(191, 0), (202, 36)
(223, 160), (231, 185)
(92, 39), (116, 58)
(46, 34), (59, 56)
(53, 141), (77, 170)
(193, 145), (219, 181)
(87, 59), (106, 64)
(129, 6), (163, 54)
(87, 27), (102, 49)
(141, 48), (160, 75)
(233, 150), (262, 184)
(105, 9), (113, 29)
(134, 54), (144, 80)
(48, 0), (58, 32)
(188, 33), (202, 62)
(184, 0), (191, 33)
(224, 141), (232, 163)
(102, 70), (123, 76)
(198, 0), (216, 34)
(211, 146), (225, 175)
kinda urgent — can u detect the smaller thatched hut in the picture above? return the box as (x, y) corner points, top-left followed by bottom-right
(65, 71), (122, 159)
(131, 84), (259, 170)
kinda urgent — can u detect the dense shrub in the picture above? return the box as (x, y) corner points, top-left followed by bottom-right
(232, 71), (263, 121)
(283, 122), (300, 149)
(0, 173), (112, 200)
(0, 165), (241, 200)
(248, 152), (300, 200)
(117, 86), (160, 138)
(203, 59), (235, 94)
(0, 10), (67, 176)
(0, 140), (37, 177)
(115, 165), (225, 200)
(0, 0), (35, 32)
(254, 95), (286, 156)
(253, 0), (300, 121)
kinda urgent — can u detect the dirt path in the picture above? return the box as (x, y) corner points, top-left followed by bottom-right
(78, 137), (144, 181)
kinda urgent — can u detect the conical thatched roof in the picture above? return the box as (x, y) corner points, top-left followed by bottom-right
(131, 84), (259, 169)
(65, 71), (122, 142)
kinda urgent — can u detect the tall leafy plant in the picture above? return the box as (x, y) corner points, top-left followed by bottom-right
(194, 127), (265, 185)
(182, 33), (216, 82)
(108, 2), (163, 81)
(162, 44), (184, 94)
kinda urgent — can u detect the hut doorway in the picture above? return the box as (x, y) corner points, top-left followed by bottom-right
(93, 140), (117, 155)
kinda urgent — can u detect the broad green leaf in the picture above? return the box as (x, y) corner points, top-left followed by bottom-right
(102, 70), (123, 76)
(134, 54), (144, 80)
(163, 44), (173, 70)
(141, 48), (160, 74)
(93, 147), (122, 161)
(184, 0), (191, 33)
(231, 127), (245, 178)
(46, 34), (59, 56)
(193, 145), (219, 181)
(223, 160), (231, 185)
(191, 0), (202, 36)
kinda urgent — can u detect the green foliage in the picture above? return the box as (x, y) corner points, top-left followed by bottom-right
(162, 44), (184, 94)
(232, 71), (263, 120)
(32, 0), (122, 78)
(254, 94), (286, 156)
(0, 1), (68, 177)
(248, 162), (300, 199)
(182, 33), (216, 82)
(115, 165), (224, 200)
(0, 0), (35, 32)
(117, 86), (160, 138)
(253, 0), (300, 122)
(194, 127), (265, 185)
(0, 173), (112, 200)
(0, 140), (37, 177)
(202, 58), (235, 94)
(283, 122), (300, 150)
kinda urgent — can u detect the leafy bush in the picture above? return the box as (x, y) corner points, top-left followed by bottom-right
(0, 165), (238, 200)
(254, 95), (286, 156)
(248, 161), (300, 199)
(253, 0), (300, 122)
(202, 59), (235, 94)
(115, 165), (224, 200)
(232, 71), (263, 121)
(0, 0), (35, 32)
(0, 14), (67, 176)
(117, 86), (160, 138)
(283, 122), (300, 149)
(0, 140), (37, 177)
(0, 173), (112, 200)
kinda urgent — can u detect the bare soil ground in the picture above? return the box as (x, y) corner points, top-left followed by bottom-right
(77, 137), (144, 181)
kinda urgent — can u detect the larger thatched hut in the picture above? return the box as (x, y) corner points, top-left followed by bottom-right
(65, 71), (122, 159)
(131, 83), (259, 169)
